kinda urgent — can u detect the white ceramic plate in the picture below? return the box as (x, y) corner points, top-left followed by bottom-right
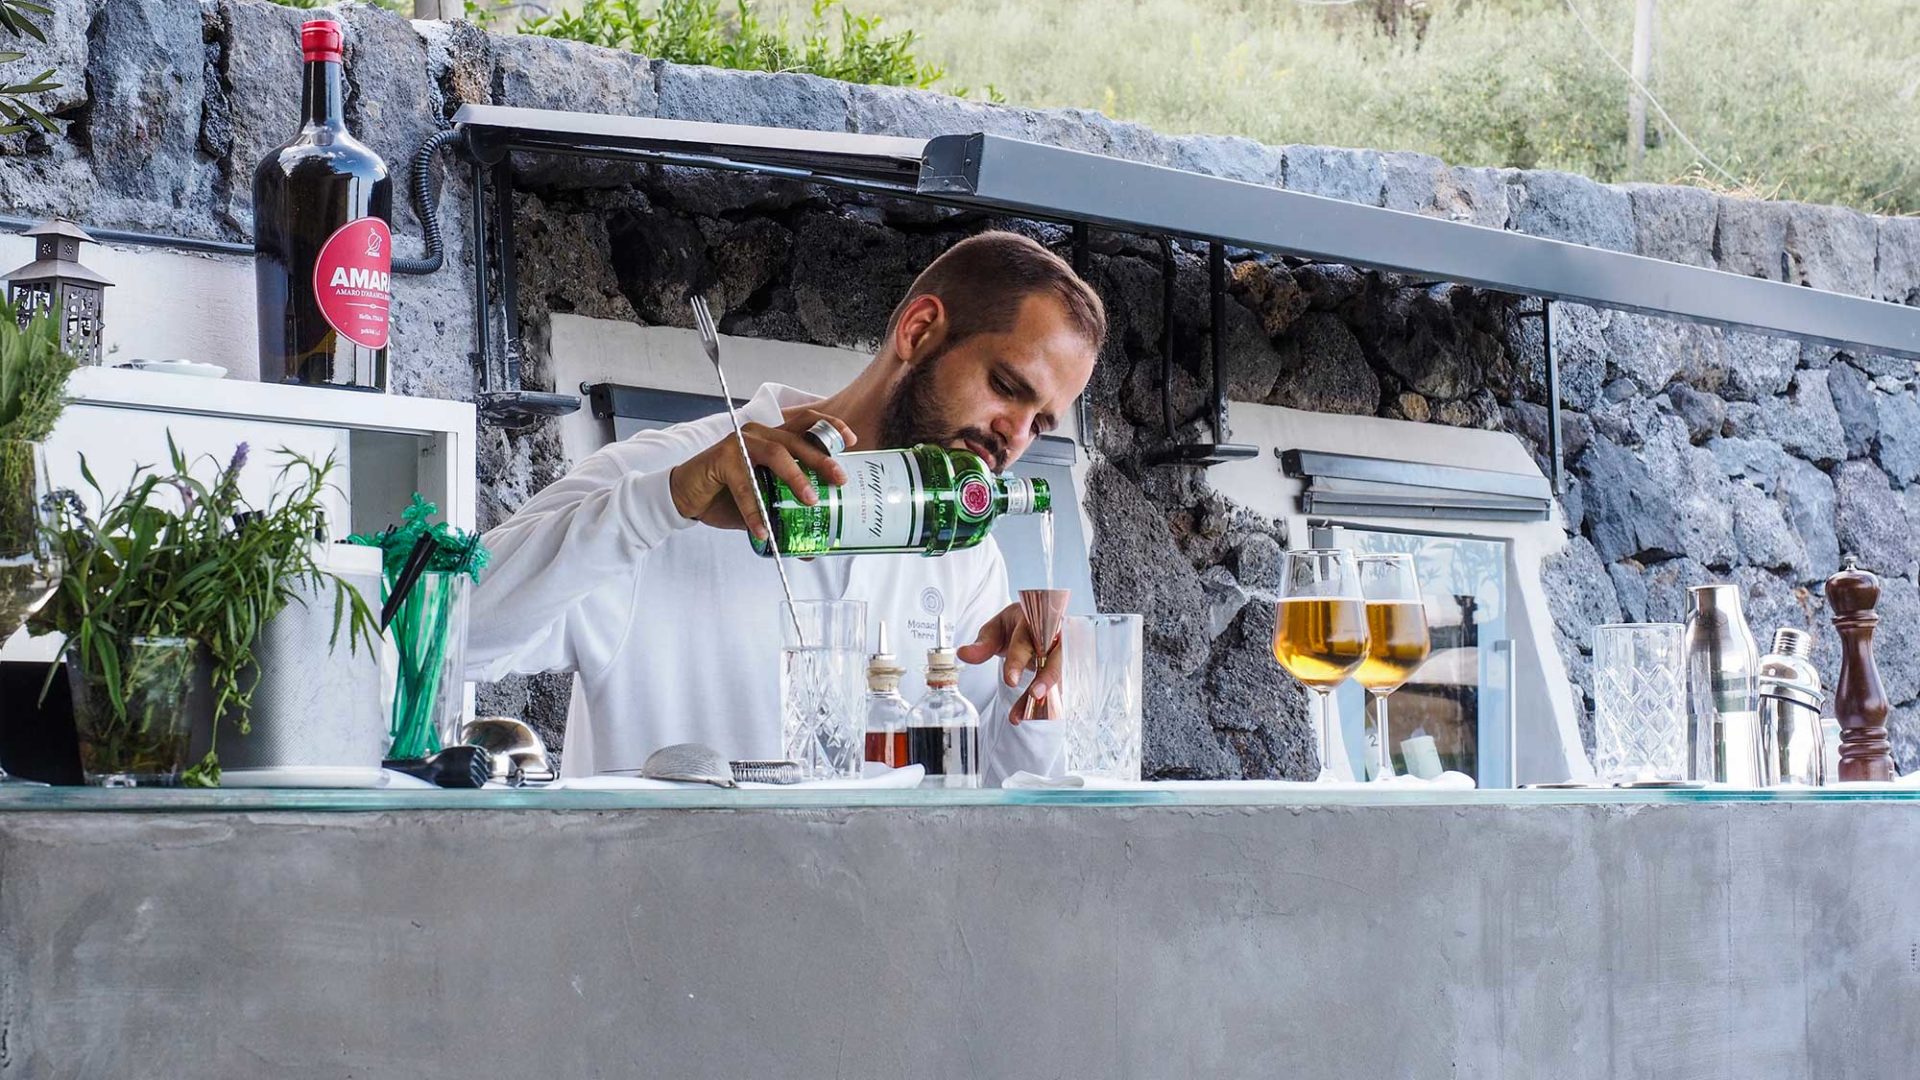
(121, 359), (228, 378)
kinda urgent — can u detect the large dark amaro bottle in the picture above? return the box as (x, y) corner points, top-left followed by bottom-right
(253, 19), (392, 390)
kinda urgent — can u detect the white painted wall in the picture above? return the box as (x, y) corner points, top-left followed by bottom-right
(0, 235), (258, 377)
(548, 314), (864, 469)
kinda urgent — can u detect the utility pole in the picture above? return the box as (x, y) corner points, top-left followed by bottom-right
(1627, 0), (1657, 170)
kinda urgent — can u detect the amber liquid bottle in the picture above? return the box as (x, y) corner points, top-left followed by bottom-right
(252, 19), (392, 391)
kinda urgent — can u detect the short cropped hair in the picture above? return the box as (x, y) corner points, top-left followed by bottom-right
(886, 231), (1107, 354)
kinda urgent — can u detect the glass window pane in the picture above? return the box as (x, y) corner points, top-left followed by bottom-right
(1318, 524), (1513, 786)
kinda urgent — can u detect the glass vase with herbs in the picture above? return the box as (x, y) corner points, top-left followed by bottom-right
(0, 297), (80, 786)
(0, 298), (77, 641)
(30, 439), (379, 786)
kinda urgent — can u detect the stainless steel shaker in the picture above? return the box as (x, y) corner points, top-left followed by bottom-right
(1684, 584), (1761, 785)
(1757, 628), (1825, 786)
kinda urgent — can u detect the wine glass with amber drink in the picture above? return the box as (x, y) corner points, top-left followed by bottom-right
(1353, 553), (1432, 780)
(1272, 549), (1370, 782)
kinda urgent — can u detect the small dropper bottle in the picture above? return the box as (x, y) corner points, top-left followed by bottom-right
(863, 621), (911, 768)
(906, 618), (981, 788)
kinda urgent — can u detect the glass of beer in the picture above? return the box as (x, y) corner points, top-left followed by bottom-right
(1353, 553), (1432, 780)
(1272, 549), (1370, 782)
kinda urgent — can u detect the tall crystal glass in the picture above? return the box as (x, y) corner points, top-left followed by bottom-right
(1353, 553), (1432, 781)
(1060, 613), (1144, 781)
(1272, 549), (1370, 782)
(779, 599), (867, 780)
(0, 440), (58, 786)
(1592, 622), (1688, 784)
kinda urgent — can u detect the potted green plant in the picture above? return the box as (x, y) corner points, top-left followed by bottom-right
(0, 297), (77, 642)
(30, 439), (379, 786)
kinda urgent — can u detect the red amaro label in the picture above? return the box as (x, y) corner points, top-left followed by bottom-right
(312, 218), (392, 349)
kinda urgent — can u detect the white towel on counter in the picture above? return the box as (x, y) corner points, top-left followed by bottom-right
(377, 770), (440, 790)
(1000, 770), (1478, 791)
(547, 764), (927, 791)
(1827, 773), (1920, 790)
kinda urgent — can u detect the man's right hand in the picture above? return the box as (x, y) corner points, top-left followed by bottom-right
(668, 408), (857, 541)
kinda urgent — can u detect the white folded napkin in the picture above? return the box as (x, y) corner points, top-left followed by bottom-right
(1001, 770), (1478, 792)
(784, 764), (925, 789)
(1827, 772), (1920, 790)
(376, 769), (439, 790)
(1000, 772), (1086, 789)
(548, 764), (926, 791)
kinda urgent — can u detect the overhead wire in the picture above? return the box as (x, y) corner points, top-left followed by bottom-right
(1558, 0), (1748, 188)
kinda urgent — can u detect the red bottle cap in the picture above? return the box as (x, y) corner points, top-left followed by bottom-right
(301, 19), (344, 63)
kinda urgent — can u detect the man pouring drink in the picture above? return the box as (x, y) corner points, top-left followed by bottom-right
(467, 232), (1107, 784)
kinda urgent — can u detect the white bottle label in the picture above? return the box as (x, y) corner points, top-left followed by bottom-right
(828, 451), (922, 550)
(1000, 477), (1031, 516)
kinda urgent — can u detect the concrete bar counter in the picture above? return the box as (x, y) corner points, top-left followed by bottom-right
(1, 787), (1916, 1078)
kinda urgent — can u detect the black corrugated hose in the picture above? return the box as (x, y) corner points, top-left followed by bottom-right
(390, 128), (460, 276)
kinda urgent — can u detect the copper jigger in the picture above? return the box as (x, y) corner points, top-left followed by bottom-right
(1016, 588), (1071, 721)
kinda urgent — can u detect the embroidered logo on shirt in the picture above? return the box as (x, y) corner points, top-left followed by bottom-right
(919, 586), (945, 615)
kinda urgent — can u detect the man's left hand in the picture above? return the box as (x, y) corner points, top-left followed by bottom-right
(958, 601), (1062, 725)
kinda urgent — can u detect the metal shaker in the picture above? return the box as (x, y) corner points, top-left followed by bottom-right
(1757, 628), (1825, 786)
(1684, 584), (1761, 785)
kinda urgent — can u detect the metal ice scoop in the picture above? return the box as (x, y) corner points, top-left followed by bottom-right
(639, 743), (738, 788)
(463, 716), (557, 785)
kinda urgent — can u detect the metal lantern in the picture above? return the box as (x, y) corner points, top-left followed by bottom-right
(5, 218), (112, 365)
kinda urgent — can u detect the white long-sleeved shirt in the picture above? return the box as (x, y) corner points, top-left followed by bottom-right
(466, 382), (1062, 783)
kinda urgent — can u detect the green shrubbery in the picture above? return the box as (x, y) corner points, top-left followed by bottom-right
(746, 0), (1916, 214)
(0, 0), (60, 134)
(514, 0), (951, 91)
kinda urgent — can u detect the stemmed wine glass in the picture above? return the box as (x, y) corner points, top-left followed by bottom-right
(1353, 553), (1432, 781)
(1271, 549), (1370, 782)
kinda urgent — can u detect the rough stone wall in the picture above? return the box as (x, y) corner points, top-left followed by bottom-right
(8, 0), (1919, 775)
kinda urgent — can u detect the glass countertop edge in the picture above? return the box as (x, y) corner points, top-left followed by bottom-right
(2, 785), (1918, 812)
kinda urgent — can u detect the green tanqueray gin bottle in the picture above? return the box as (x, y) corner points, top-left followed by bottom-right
(751, 444), (1050, 557)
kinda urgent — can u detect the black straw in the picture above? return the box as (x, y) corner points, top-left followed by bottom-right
(379, 532), (440, 632)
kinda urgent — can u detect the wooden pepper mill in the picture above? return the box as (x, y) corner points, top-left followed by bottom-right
(1826, 555), (1895, 782)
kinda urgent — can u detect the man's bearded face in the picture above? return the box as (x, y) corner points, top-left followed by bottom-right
(877, 349), (1010, 472)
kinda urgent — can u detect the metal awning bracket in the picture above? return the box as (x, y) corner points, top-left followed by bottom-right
(1513, 302), (1564, 494)
(470, 154), (582, 427)
(463, 124), (511, 168)
(1142, 239), (1258, 467)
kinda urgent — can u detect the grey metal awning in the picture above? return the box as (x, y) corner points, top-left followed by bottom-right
(456, 105), (930, 190)
(453, 104), (1920, 360)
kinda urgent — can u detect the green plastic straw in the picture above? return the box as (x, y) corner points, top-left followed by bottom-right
(388, 573), (461, 759)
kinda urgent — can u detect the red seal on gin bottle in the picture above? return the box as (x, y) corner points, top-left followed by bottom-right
(959, 478), (992, 517)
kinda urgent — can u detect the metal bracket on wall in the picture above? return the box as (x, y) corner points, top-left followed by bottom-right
(1513, 301), (1564, 494)
(466, 130), (581, 428)
(1142, 239), (1257, 468)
